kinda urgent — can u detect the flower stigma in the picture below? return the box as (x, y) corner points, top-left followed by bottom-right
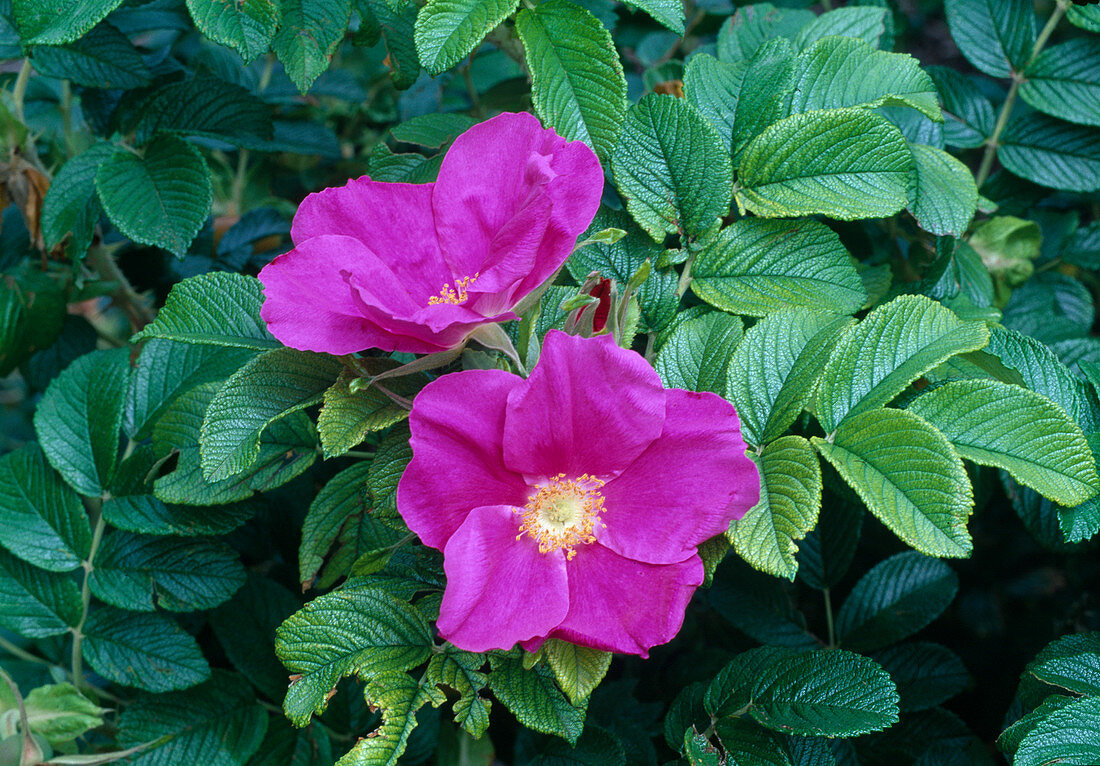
(428, 273), (479, 305)
(518, 474), (606, 559)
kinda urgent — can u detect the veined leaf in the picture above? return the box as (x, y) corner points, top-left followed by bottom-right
(426, 647), (491, 737)
(317, 370), (415, 458)
(517, 0), (627, 163)
(683, 53), (747, 152)
(998, 112), (1100, 193)
(928, 66), (995, 149)
(1020, 38), (1100, 128)
(102, 494), (256, 539)
(40, 142), (116, 260)
(1014, 696), (1100, 766)
(716, 3), (814, 64)
(12, 683), (106, 747)
(0, 548), (81, 638)
(81, 606), (210, 692)
(815, 294), (989, 433)
(272, 0), (352, 93)
(709, 565), (818, 649)
(874, 642), (969, 712)
(127, 76), (273, 146)
(299, 462), (371, 589)
(691, 218), (866, 318)
(13, 0), (125, 44)
(545, 639), (612, 706)
(906, 144), (978, 237)
(654, 310), (742, 395)
(488, 652), (586, 744)
(713, 718), (791, 766)
(732, 39), (796, 161)
(621, 0), (684, 34)
(338, 672), (445, 766)
(186, 0), (279, 63)
(31, 22), (150, 88)
(794, 6), (888, 50)
(415, 0), (516, 74)
(972, 326), (1085, 423)
(906, 379), (1099, 507)
(813, 408), (974, 557)
(1069, 5), (1100, 32)
(943, 0), (1035, 78)
(736, 108), (912, 221)
(732, 436), (821, 581)
(1025, 632), (1100, 697)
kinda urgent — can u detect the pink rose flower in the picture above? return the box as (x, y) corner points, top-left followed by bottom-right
(258, 112), (604, 354)
(396, 331), (760, 656)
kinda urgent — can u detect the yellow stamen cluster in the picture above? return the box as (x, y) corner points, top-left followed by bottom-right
(428, 273), (479, 305)
(517, 474), (606, 560)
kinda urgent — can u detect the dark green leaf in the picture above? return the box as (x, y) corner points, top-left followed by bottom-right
(927, 66), (995, 150)
(13, 0), (125, 44)
(1025, 632), (1100, 697)
(709, 564), (818, 649)
(415, 0), (517, 74)
(299, 462), (371, 589)
(128, 76), (273, 146)
(40, 142), (115, 260)
(943, 0), (1035, 78)
(621, 0), (683, 34)
(82, 606), (210, 692)
(683, 53), (746, 152)
(1014, 696), (1100, 766)
(0, 548), (81, 638)
(716, 3), (814, 64)
(31, 22), (149, 88)
(186, 0), (279, 63)
(998, 112), (1100, 193)
(714, 718), (792, 766)
(1020, 38), (1100, 128)
(797, 500), (863, 592)
(272, 0), (352, 93)
(874, 642), (969, 713)
(794, 6), (888, 50)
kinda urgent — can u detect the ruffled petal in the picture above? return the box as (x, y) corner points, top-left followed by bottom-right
(598, 389), (760, 564)
(398, 369), (530, 551)
(437, 505), (570, 652)
(503, 331), (665, 479)
(547, 544), (704, 657)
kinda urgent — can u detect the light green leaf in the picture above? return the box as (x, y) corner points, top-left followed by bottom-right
(732, 436), (821, 581)
(611, 94), (732, 242)
(31, 23), (150, 88)
(716, 3), (814, 64)
(118, 671), (267, 766)
(317, 370), (414, 458)
(683, 53), (747, 152)
(339, 673), (445, 766)
(276, 582), (434, 726)
(544, 639), (612, 706)
(34, 347), (130, 498)
(794, 6), (888, 50)
(691, 218), (866, 318)
(14, 684), (106, 747)
(874, 642), (969, 713)
(95, 135), (212, 258)
(732, 39), (796, 161)
(907, 379), (1099, 507)
(928, 66), (995, 149)
(200, 348), (342, 481)
(272, 0), (352, 93)
(736, 108), (912, 221)
(943, 0), (1035, 78)
(1014, 696), (1100, 766)
(13, 0), (125, 44)
(82, 606), (210, 692)
(298, 462), (371, 589)
(131, 273), (278, 351)
(998, 112), (1100, 193)
(906, 144), (978, 237)
(1020, 38), (1100, 128)
(1069, 5), (1100, 32)
(416, 0), (516, 74)
(787, 37), (940, 121)
(813, 408), (974, 557)
(186, 0), (279, 63)
(41, 142), (116, 259)
(0, 443), (90, 572)
(815, 294), (989, 432)
(836, 552), (957, 652)
(488, 652), (586, 745)
(654, 310), (742, 395)
(516, 0), (626, 163)
(426, 647), (491, 737)
(0, 548), (81, 638)
(366, 426), (412, 514)
(621, 0), (683, 33)
(728, 310), (854, 446)
(1025, 632), (1100, 697)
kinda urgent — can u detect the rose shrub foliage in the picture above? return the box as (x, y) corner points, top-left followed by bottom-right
(3, 0), (1100, 765)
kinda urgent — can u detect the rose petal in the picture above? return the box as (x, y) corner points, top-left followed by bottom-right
(504, 331), (665, 478)
(598, 389), (760, 564)
(398, 369), (530, 551)
(547, 544), (704, 657)
(437, 504), (569, 652)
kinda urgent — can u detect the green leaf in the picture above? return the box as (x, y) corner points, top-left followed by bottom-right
(125, 339), (257, 441)
(973, 326), (1086, 423)
(102, 494), (256, 538)
(713, 718), (792, 766)
(488, 652), (586, 745)
(1020, 38), (1100, 128)
(1024, 632), (1100, 697)
(654, 310), (742, 395)
(276, 582), (434, 726)
(793, 6), (888, 50)
(13, 0), (125, 44)
(621, 0), (683, 33)
(246, 720), (333, 766)
(186, 0), (279, 62)
(367, 426), (412, 514)
(131, 273), (278, 351)
(1069, 5), (1100, 32)
(544, 639), (612, 706)
(95, 135), (212, 258)
(906, 379), (1099, 507)
(706, 646), (793, 719)
(82, 606), (210, 692)
(788, 38), (940, 121)
(815, 294), (989, 432)
(691, 218), (866, 318)
(272, 0), (352, 93)
(797, 500), (862, 592)
(40, 142), (115, 259)
(317, 370), (416, 459)
(33, 347), (129, 498)
(516, 0), (626, 164)
(31, 22), (150, 88)
(836, 552), (957, 653)
(389, 113), (476, 147)
(416, 0), (516, 74)
(928, 66), (995, 149)
(338, 672), (445, 766)
(127, 76), (273, 146)
(118, 671), (267, 766)
(998, 696), (1076, 757)
(709, 566), (818, 649)
(747, 649), (900, 737)
(728, 310), (854, 446)
(299, 462), (371, 589)
(611, 94), (732, 242)
(0, 443), (90, 572)
(363, 0), (421, 89)
(0, 548), (81, 638)
(89, 531), (246, 612)
(1014, 696), (1100, 766)
(813, 408), (974, 557)
(905, 144), (978, 237)
(732, 39), (796, 161)
(732, 436), (821, 582)
(683, 53), (746, 152)
(200, 348), (342, 481)
(12, 683), (106, 747)
(1063, 222), (1100, 270)
(426, 647), (491, 737)
(998, 112), (1100, 193)
(874, 642), (969, 713)
(943, 0), (1035, 78)
(736, 108), (912, 221)
(716, 4), (814, 64)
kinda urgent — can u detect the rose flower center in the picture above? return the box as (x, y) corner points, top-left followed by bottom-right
(517, 474), (606, 559)
(428, 274), (479, 305)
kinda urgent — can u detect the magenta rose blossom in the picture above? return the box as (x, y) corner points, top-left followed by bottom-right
(396, 331), (760, 656)
(257, 112), (604, 354)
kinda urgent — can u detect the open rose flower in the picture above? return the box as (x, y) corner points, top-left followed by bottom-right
(258, 113), (604, 354)
(396, 331), (760, 656)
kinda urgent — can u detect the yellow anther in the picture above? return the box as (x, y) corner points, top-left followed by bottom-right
(517, 474), (606, 559)
(428, 273), (479, 305)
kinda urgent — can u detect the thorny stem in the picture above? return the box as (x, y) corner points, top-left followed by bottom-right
(823, 587), (836, 648)
(975, 0), (1070, 188)
(72, 503), (107, 692)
